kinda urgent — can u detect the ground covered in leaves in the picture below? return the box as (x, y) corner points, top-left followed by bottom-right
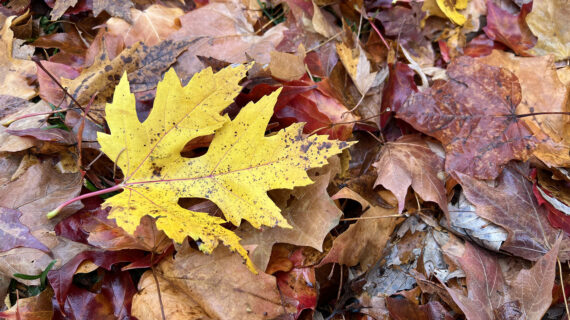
(0, 0), (569, 319)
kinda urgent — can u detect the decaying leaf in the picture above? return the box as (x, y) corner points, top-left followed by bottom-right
(0, 16), (36, 99)
(397, 56), (535, 179)
(336, 42), (378, 96)
(96, 64), (350, 271)
(483, 1), (535, 56)
(373, 135), (448, 215)
(477, 50), (570, 167)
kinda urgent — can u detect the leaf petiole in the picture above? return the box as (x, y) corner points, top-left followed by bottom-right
(46, 184), (123, 219)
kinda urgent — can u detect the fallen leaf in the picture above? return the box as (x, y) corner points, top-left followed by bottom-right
(137, 244), (287, 319)
(396, 56), (536, 179)
(0, 101), (51, 153)
(525, 0), (570, 60)
(445, 237), (561, 320)
(311, 1), (340, 38)
(455, 165), (570, 261)
(0, 287), (54, 320)
(379, 62), (418, 129)
(336, 42), (378, 96)
(436, 0), (468, 25)
(132, 270), (211, 320)
(32, 25), (88, 57)
(373, 134), (448, 215)
(269, 50), (306, 81)
(96, 65), (350, 271)
(483, 1), (535, 56)
(319, 188), (400, 270)
(91, 0), (133, 22)
(477, 50), (570, 168)
(106, 4), (183, 47)
(0, 16), (36, 99)
(168, 2), (286, 82)
(239, 161), (342, 271)
(0, 208), (49, 253)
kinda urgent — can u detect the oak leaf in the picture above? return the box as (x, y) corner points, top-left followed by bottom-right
(96, 64), (350, 271)
(396, 56), (535, 179)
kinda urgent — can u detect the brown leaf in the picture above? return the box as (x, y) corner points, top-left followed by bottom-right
(445, 237), (561, 320)
(483, 1), (536, 56)
(525, 0), (570, 60)
(319, 188), (401, 271)
(0, 287), (54, 320)
(50, 0), (78, 20)
(106, 4), (183, 47)
(396, 56), (535, 179)
(143, 244), (286, 319)
(0, 101), (51, 153)
(92, 0), (133, 22)
(269, 50), (306, 81)
(373, 134), (447, 215)
(336, 42), (378, 96)
(132, 271), (212, 320)
(168, 2), (285, 82)
(477, 50), (570, 167)
(456, 166), (570, 261)
(239, 162), (342, 271)
(0, 16), (36, 99)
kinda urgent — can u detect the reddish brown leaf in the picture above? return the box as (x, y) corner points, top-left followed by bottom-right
(6, 128), (76, 145)
(373, 134), (447, 215)
(456, 166), (570, 261)
(0, 207), (49, 253)
(32, 26), (87, 56)
(483, 1), (536, 56)
(48, 250), (147, 311)
(396, 56), (535, 179)
(380, 62), (418, 130)
(0, 287), (54, 320)
(464, 34), (507, 58)
(386, 295), (428, 320)
(445, 237), (561, 320)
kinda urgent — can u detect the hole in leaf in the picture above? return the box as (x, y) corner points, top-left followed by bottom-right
(180, 134), (214, 158)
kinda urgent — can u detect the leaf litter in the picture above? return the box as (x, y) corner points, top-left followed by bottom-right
(0, 0), (570, 319)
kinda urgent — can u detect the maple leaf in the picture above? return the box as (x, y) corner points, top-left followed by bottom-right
(396, 56), (536, 179)
(84, 64), (350, 271)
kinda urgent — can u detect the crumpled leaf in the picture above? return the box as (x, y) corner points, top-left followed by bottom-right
(525, 0), (570, 60)
(239, 161), (342, 271)
(97, 64), (350, 271)
(396, 56), (535, 179)
(106, 4), (183, 47)
(168, 2), (286, 82)
(0, 16), (36, 99)
(456, 166), (570, 261)
(483, 1), (535, 56)
(336, 42), (378, 96)
(445, 237), (561, 320)
(373, 134), (447, 215)
(319, 187), (400, 271)
(132, 244), (287, 319)
(477, 50), (570, 168)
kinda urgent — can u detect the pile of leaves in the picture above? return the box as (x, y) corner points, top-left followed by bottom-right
(0, 0), (569, 319)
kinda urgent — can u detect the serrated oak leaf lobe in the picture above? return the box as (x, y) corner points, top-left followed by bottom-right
(97, 65), (350, 270)
(396, 56), (535, 179)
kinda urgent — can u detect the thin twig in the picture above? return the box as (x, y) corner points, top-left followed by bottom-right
(340, 214), (403, 221)
(558, 258), (570, 319)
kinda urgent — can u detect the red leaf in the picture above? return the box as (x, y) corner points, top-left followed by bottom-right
(48, 250), (146, 312)
(397, 56), (535, 179)
(483, 1), (536, 56)
(0, 207), (49, 253)
(464, 34), (507, 58)
(380, 62), (417, 130)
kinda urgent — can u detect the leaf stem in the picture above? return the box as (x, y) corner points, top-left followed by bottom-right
(46, 184), (123, 219)
(516, 111), (570, 118)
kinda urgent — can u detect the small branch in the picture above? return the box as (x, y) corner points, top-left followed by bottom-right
(47, 184), (123, 219)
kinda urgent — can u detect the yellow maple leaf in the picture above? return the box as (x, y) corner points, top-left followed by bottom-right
(82, 64), (350, 272)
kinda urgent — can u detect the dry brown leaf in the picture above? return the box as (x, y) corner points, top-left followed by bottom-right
(132, 271), (211, 320)
(0, 17), (36, 99)
(373, 135), (448, 215)
(312, 1), (340, 38)
(477, 50), (570, 167)
(239, 161), (342, 271)
(50, 0), (78, 20)
(106, 4), (183, 47)
(269, 50), (306, 81)
(0, 101), (51, 152)
(319, 188), (400, 271)
(0, 287), (54, 320)
(92, 0), (134, 22)
(145, 244), (287, 319)
(168, 2), (285, 81)
(525, 0), (570, 60)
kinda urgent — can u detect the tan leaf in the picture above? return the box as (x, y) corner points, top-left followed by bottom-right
(0, 17), (36, 99)
(373, 134), (448, 215)
(526, 0), (570, 61)
(336, 42), (378, 96)
(269, 50), (306, 81)
(0, 101), (51, 153)
(107, 4), (183, 47)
